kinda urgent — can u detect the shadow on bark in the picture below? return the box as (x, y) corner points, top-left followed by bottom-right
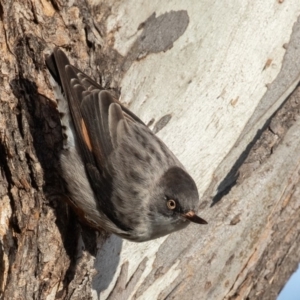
(10, 77), (79, 282)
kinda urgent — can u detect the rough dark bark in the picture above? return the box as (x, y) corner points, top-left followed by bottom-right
(0, 1), (110, 299)
(227, 84), (300, 300)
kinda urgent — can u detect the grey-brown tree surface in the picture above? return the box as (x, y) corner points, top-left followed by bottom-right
(1, 1), (300, 299)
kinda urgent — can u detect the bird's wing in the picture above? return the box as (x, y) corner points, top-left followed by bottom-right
(46, 47), (145, 231)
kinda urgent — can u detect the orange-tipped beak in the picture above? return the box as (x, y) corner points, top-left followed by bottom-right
(183, 211), (208, 224)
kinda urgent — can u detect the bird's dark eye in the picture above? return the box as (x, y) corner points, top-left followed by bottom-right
(167, 199), (176, 210)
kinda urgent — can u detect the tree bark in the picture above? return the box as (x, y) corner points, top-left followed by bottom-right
(0, 1), (106, 298)
(0, 1), (300, 299)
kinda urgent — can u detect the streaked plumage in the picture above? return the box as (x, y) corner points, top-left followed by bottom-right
(46, 48), (207, 242)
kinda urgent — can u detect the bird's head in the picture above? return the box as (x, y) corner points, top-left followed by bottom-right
(147, 166), (207, 239)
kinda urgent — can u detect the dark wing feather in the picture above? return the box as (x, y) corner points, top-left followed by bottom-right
(85, 163), (132, 231)
(80, 91), (135, 232)
(47, 48), (146, 126)
(80, 92), (131, 230)
(109, 103), (127, 149)
(81, 91), (114, 168)
(46, 48), (95, 165)
(68, 65), (146, 126)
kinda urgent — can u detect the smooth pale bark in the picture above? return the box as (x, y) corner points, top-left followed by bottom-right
(0, 0), (300, 299)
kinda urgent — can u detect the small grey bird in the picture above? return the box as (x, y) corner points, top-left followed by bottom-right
(46, 47), (207, 242)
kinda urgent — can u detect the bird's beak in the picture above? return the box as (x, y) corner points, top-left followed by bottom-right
(183, 211), (208, 224)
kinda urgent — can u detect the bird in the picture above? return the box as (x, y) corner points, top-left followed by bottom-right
(45, 47), (207, 242)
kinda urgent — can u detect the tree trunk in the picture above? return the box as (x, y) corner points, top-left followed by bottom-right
(0, 1), (300, 299)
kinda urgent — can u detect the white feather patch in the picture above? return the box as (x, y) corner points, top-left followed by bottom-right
(49, 75), (75, 149)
